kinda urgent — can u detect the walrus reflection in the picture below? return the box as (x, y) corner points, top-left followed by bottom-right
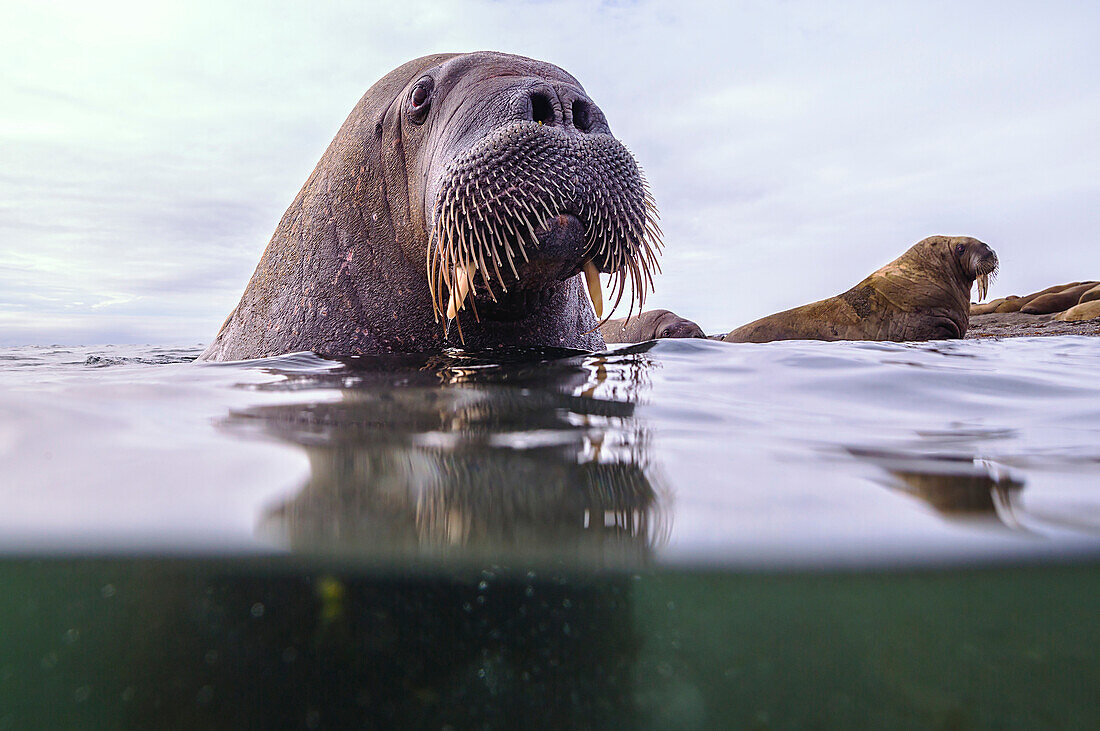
(113, 351), (662, 725)
(890, 470), (1023, 519)
(851, 448), (1024, 527)
(224, 348), (668, 563)
(259, 435), (666, 563)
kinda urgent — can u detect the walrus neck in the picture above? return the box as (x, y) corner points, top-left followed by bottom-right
(867, 255), (968, 312)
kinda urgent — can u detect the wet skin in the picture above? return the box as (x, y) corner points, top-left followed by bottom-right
(202, 53), (659, 361)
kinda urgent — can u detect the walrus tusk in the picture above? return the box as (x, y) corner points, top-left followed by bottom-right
(446, 264), (475, 320)
(583, 260), (603, 319)
(977, 273), (989, 301)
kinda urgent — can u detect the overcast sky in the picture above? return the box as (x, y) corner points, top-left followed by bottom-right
(2, 0), (1098, 345)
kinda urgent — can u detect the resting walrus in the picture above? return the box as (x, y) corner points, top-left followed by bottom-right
(724, 236), (998, 343)
(201, 53), (661, 360)
(1019, 282), (1098, 314)
(992, 282), (1082, 313)
(599, 309), (705, 343)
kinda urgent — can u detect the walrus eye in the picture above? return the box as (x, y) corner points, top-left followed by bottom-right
(954, 243), (966, 257)
(407, 78), (433, 124)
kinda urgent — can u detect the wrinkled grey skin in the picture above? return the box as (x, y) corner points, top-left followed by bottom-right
(202, 53), (643, 361)
(599, 309), (705, 343)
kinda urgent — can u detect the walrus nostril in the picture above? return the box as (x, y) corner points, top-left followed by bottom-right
(572, 100), (592, 132)
(530, 92), (555, 125)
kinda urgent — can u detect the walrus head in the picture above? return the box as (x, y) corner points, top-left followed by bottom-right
(398, 53), (661, 336)
(200, 52), (660, 361)
(599, 308), (706, 343)
(953, 237), (999, 302)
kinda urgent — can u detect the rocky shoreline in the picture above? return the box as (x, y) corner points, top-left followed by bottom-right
(966, 312), (1100, 339)
(966, 280), (1100, 338)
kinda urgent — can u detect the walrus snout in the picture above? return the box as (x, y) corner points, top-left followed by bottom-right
(957, 239), (998, 301)
(516, 83), (608, 135)
(427, 121), (661, 326)
(459, 213), (591, 322)
(976, 247), (999, 277)
(496, 213), (589, 291)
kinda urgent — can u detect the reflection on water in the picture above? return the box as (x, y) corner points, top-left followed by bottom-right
(891, 467), (1023, 521)
(145, 349), (662, 726)
(852, 447), (1026, 525)
(227, 347), (669, 565)
(1, 338), (1100, 564)
(2, 338), (1100, 562)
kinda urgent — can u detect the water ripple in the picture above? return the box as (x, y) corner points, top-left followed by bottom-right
(0, 337), (1098, 567)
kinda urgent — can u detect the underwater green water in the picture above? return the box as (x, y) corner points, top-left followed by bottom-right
(1, 559), (1097, 728)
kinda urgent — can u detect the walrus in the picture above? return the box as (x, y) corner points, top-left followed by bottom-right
(993, 283), (1080, 313)
(724, 236), (998, 343)
(201, 53), (661, 361)
(970, 297), (1010, 316)
(1019, 282), (1098, 314)
(1080, 284), (1100, 305)
(1055, 300), (1100, 322)
(599, 309), (706, 343)
(992, 296), (1023, 313)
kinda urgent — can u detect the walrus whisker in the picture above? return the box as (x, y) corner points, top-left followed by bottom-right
(500, 228), (520, 272)
(484, 227), (508, 295)
(433, 216), (446, 317)
(519, 216), (538, 259)
(609, 270), (627, 315)
(470, 224), (497, 303)
(503, 239), (520, 280)
(628, 257), (644, 315)
(426, 121), (662, 336)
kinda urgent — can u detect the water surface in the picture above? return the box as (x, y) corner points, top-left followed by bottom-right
(2, 337), (1098, 567)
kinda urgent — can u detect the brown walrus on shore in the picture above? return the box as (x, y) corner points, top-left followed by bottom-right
(599, 309), (705, 343)
(993, 283), (1081, 313)
(724, 236), (998, 343)
(201, 53), (661, 361)
(1020, 282), (1099, 314)
(1055, 300), (1100, 322)
(970, 296), (1011, 315)
(1080, 284), (1100, 304)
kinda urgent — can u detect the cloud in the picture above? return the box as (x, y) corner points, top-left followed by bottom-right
(1, 0), (1098, 343)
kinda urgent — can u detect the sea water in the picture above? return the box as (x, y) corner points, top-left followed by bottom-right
(1, 338), (1098, 726)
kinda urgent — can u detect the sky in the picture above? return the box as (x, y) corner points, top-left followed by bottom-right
(1, 0), (1098, 345)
